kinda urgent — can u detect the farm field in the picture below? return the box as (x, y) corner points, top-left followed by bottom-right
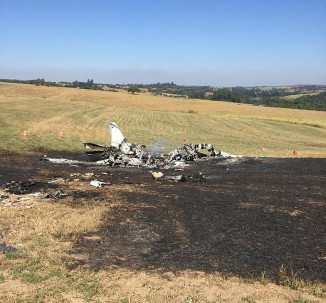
(0, 82), (326, 157)
(0, 83), (325, 302)
(282, 93), (320, 100)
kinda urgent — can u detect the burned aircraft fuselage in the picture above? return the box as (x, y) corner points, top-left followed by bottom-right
(44, 122), (229, 168)
(83, 123), (219, 168)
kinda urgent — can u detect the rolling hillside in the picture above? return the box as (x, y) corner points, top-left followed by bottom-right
(0, 82), (325, 157)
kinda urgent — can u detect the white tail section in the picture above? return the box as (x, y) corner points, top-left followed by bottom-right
(110, 122), (125, 148)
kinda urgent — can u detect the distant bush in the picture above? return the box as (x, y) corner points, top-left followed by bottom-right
(187, 109), (197, 114)
(127, 86), (141, 94)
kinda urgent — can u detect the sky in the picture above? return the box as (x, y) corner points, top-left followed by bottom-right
(1, 0), (325, 86)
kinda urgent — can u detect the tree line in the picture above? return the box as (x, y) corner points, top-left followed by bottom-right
(136, 83), (326, 111)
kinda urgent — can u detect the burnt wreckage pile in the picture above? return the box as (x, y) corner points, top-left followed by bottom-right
(44, 122), (231, 168)
(88, 142), (218, 168)
(83, 122), (221, 168)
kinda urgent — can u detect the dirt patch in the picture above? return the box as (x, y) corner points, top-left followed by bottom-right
(0, 278), (34, 300)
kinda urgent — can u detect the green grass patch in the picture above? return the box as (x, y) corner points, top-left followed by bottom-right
(78, 280), (101, 301)
(5, 253), (26, 260)
(8, 259), (102, 301)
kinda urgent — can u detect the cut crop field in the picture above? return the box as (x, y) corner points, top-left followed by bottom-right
(0, 82), (326, 157)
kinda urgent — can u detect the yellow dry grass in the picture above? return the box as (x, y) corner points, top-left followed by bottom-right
(0, 82), (326, 157)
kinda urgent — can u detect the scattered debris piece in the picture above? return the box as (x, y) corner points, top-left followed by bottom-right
(173, 161), (190, 167)
(51, 190), (68, 199)
(0, 189), (43, 209)
(163, 175), (187, 182)
(151, 172), (206, 183)
(41, 155), (92, 165)
(70, 173), (80, 177)
(189, 173), (206, 182)
(18, 197), (30, 201)
(90, 180), (111, 188)
(151, 171), (164, 180)
(48, 177), (65, 184)
(3, 181), (37, 195)
(218, 151), (239, 158)
(0, 243), (29, 257)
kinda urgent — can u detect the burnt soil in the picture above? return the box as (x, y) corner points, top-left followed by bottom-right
(0, 152), (325, 283)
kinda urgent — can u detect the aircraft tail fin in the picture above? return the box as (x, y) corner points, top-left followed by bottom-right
(110, 122), (125, 148)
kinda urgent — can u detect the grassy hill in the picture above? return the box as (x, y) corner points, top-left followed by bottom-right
(0, 82), (326, 157)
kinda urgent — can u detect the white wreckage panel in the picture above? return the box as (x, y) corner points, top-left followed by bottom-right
(43, 122), (237, 168)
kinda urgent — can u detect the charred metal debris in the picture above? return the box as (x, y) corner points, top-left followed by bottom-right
(42, 122), (236, 168)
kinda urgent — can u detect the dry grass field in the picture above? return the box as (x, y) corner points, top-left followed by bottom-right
(0, 82), (325, 157)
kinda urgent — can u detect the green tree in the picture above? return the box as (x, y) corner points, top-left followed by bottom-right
(128, 86), (141, 94)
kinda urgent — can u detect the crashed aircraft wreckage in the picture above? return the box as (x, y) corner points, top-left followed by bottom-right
(42, 122), (235, 168)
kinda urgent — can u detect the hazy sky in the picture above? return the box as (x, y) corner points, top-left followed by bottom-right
(1, 0), (325, 86)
